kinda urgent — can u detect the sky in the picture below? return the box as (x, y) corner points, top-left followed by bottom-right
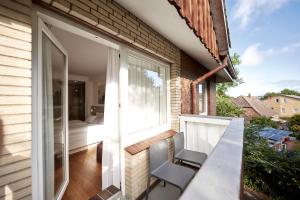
(226, 0), (300, 97)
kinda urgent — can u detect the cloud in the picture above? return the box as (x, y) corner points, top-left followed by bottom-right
(241, 42), (300, 67)
(233, 0), (289, 28)
(241, 43), (263, 66)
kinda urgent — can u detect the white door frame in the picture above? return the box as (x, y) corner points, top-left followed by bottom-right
(34, 16), (69, 200)
(31, 5), (124, 200)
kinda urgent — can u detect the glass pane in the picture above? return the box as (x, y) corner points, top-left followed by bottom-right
(198, 84), (204, 113)
(42, 33), (66, 200)
(128, 55), (167, 133)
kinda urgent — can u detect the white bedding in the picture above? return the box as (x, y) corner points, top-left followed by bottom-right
(68, 120), (105, 150)
(54, 120), (105, 152)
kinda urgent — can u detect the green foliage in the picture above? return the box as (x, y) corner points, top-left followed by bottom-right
(262, 89), (300, 100)
(250, 116), (278, 129)
(280, 88), (300, 96)
(216, 96), (243, 117)
(244, 123), (300, 200)
(216, 53), (243, 97)
(288, 115), (300, 140)
(288, 114), (300, 131)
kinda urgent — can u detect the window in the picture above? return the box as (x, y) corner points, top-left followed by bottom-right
(294, 108), (299, 113)
(198, 83), (207, 114)
(128, 52), (169, 133)
(276, 98), (279, 103)
(281, 108), (286, 113)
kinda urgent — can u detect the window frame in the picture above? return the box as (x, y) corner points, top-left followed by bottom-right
(198, 82), (208, 115)
(124, 49), (171, 146)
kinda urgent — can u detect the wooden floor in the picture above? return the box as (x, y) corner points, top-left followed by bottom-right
(62, 146), (102, 200)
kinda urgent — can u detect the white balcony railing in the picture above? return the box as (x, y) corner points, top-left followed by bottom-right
(179, 115), (244, 200)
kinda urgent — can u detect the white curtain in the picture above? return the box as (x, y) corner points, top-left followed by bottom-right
(102, 48), (120, 189)
(127, 54), (167, 133)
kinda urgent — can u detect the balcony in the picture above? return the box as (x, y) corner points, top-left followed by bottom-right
(144, 115), (244, 200)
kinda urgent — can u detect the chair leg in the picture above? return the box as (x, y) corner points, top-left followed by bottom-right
(146, 175), (151, 200)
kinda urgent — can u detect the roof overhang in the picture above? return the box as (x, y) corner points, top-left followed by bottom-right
(115, 0), (234, 82)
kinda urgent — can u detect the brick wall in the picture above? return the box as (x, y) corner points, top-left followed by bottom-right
(38, 0), (182, 131)
(180, 51), (216, 115)
(125, 138), (174, 200)
(0, 0), (32, 200)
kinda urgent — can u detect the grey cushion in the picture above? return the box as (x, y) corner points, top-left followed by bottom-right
(175, 149), (207, 165)
(151, 161), (195, 191)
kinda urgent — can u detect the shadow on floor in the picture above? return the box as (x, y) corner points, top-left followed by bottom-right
(143, 182), (181, 200)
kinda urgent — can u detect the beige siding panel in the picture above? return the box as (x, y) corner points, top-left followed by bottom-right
(0, 105), (31, 115)
(0, 177), (31, 198)
(1, 132), (31, 145)
(0, 15), (31, 33)
(0, 150), (31, 167)
(0, 141), (31, 156)
(0, 86), (31, 96)
(0, 96), (31, 105)
(0, 186), (31, 200)
(0, 159), (31, 177)
(1, 123), (31, 135)
(0, 65), (31, 78)
(0, 25), (31, 42)
(0, 114), (31, 125)
(0, 55), (31, 68)
(0, 76), (31, 87)
(0, 168), (31, 187)
(0, 1), (31, 16)
(0, 1), (32, 199)
(0, 35), (31, 51)
(0, 45), (31, 60)
(0, 5), (31, 25)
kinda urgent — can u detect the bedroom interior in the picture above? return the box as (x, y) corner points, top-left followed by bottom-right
(50, 25), (109, 199)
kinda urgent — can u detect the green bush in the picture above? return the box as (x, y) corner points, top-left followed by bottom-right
(289, 115), (300, 132)
(249, 116), (278, 129)
(244, 123), (300, 200)
(216, 96), (243, 117)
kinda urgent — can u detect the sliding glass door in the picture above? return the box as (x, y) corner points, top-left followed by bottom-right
(39, 18), (69, 200)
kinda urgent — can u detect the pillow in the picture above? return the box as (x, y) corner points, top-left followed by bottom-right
(86, 116), (96, 124)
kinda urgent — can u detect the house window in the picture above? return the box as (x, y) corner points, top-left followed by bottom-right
(198, 83), (207, 114)
(294, 108), (299, 113)
(276, 98), (279, 103)
(281, 108), (286, 113)
(127, 53), (169, 133)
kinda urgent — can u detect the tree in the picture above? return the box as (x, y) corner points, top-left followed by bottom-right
(244, 122), (300, 200)
(216, 53), (244, 97)
(280, 88), (300, 96)
(261, 89), (300, 100)
(216, 53), (244, 117)
(250, 116), (278, 129)
(216, 96), (243, 117)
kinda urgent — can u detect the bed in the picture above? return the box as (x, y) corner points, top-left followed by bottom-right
(68, 117), (105, 150)
(53, 116), (105, 156)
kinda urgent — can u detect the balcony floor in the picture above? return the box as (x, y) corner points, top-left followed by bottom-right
(142, 182), (180, 200)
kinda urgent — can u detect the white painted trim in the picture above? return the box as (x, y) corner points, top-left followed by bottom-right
(123, 49), (171, 147)
(32, 5), (123, 199)
(37, 17), (69, 200)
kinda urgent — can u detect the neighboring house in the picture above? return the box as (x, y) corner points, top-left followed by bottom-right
(0, 1), (243, 200)
(262, 95), (300, 118)
(259, 127), (292, 151)
(233, 96), (278, 121)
